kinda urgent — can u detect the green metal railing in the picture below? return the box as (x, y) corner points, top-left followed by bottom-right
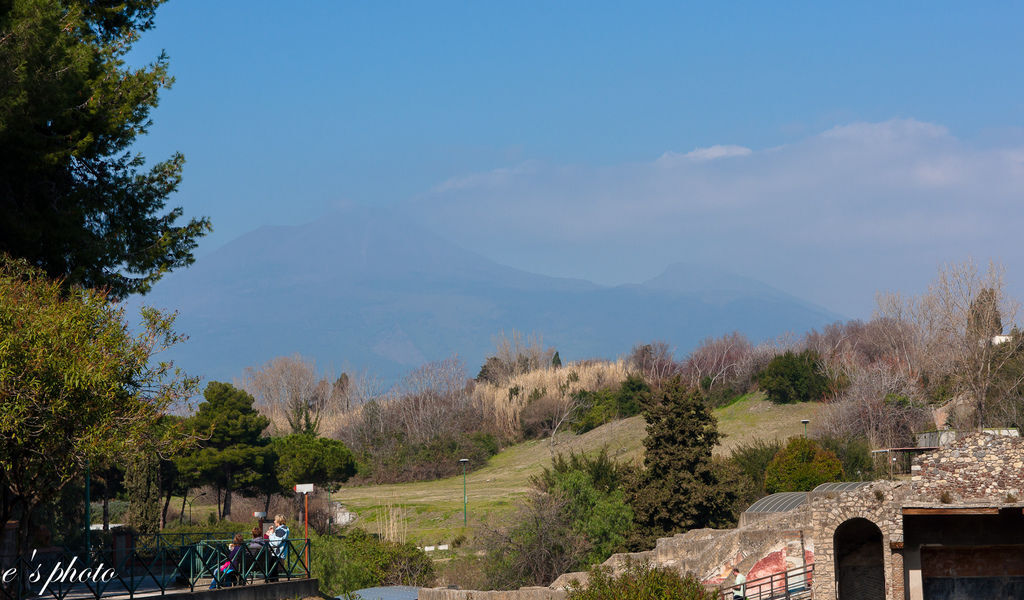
(0, 536), (311, 600)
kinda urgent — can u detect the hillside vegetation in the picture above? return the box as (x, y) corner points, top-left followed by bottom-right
(338, 391), (818, 544)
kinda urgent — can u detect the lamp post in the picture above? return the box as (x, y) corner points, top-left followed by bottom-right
(85, 460), (90, 565)
(801, 419), (810, 438)
(459, 458), (469, 527)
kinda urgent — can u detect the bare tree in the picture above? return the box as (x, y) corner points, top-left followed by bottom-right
(683, 331), (751, 391)
(814, 362), (930, 447)
(239, 354), (328, 435)
(731, 342), (783, 393)
(389, 357), (478, 444)
(626, 341), (681, 386)
(876, 259), (1024, 429)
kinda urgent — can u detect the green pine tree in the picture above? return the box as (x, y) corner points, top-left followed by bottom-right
(176, 382), (272, 519)
(0, 0), (210, 297)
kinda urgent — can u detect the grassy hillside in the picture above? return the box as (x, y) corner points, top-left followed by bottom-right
(336, 392), (820, 544)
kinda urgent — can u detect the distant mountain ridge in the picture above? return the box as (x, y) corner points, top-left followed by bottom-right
(128, 207), (841, 384)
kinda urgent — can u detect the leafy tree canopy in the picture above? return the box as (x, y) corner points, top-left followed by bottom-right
(0, 255), (196, 547)
(0, 0), (210, 297)
(758, 350), (830, 404)
(271, 434), (356, 492)
(535, 449), (633, 565)
(764, 437), (844, 493)
(190, 381), (269, 449)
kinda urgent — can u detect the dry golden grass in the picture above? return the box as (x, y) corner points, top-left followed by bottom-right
(474, 360), (629, 438)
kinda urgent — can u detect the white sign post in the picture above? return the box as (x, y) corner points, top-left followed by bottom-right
(294, 483), (314, 567)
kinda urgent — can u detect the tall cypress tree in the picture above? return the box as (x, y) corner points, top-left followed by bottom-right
(626, 378), (738, 548)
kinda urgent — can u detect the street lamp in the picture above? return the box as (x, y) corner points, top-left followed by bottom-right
(801, 419), (810, 438)
(459, 458), (469, 527)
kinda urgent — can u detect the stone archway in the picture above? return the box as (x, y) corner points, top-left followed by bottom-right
(834, 517), (885, 600)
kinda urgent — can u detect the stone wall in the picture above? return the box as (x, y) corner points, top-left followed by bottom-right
(911, 431), (1024, 503)
(419, 587), (566, 600)
(807, 480), (909, 600)
(421, 509), (815, 600)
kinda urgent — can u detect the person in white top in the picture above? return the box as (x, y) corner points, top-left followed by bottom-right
(265, 514), (290, 581)
(732, 567), (746, 600)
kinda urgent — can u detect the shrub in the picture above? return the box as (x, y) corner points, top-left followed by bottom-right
(572, 375), (649, 433)
(817, 435), (875, 481)
(729, 438), (783, 495)
(482, 492), (588, 589)
(764, 437), (844, 493)
(534, 449), (634, 565)
(311, 528), (434, 597)
(758, 350), (830, 404)
(566, 561), (717, 600)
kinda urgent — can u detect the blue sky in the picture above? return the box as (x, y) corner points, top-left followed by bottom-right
(129, 2), (1024, 316)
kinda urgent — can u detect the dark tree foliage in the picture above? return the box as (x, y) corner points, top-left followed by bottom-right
(968, 287), (1003, 341)
(551, 351), (562, 368)
(476, 356), (504, 384)
(626, 378), (740, 549)
(764, 437), (844, 493)
(758, 350), (830, 404)
(0, 0), (210, 297)
(482, 491), (588, 589)
(817, 435), (875, 481)
(286, 394), (321, 436)
(125, 451), (161, 534)
(531, 448), (634, 566)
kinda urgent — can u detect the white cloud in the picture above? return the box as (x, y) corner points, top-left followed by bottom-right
(404, 119), (1024, 316)
(657, 144), (752, 164)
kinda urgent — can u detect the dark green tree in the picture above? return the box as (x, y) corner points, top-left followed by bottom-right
(758, 350), (830, 404)
(551, 351), (562, 368)
(176, 382), (272, 519)
(764, 437), (844, 493)
(270, 434), (356, 492)
(626, 379), (739, 548)
(0, 0), (210, 297)
(287, 394), (321, 436)
(968, 287), (1003, 341)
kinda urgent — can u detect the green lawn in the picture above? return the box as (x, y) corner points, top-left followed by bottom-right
(334, 392), (820, 544)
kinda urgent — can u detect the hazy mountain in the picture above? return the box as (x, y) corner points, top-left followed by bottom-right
(128, 207), (841, 385)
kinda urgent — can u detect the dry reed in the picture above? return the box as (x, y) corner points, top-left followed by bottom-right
(473, 360), (628, 438)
